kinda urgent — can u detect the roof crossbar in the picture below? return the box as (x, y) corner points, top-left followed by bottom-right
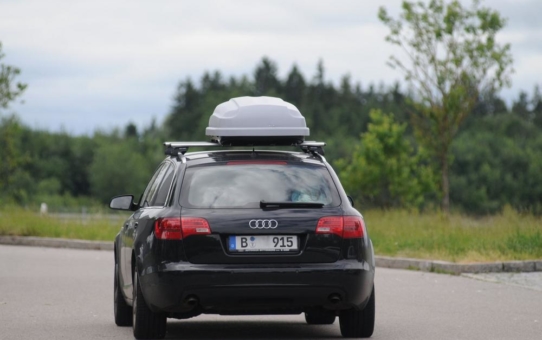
(164, 141), (326, 156)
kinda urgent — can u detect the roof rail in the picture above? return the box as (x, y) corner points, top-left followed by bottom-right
(163, 141), (326, 157)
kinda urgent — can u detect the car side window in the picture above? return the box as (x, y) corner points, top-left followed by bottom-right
(152, 164), (175, 207)
(140, 164), (167, 208)
(139, 165), (162, 207)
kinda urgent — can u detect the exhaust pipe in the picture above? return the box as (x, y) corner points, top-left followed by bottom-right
(184, 295), (199, 308)
(328, 294), (342, 304)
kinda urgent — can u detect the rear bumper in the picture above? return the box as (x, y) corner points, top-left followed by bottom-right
(139, 260), (375, 314)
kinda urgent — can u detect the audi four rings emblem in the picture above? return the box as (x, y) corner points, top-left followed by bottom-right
(249, 219), (278, 229)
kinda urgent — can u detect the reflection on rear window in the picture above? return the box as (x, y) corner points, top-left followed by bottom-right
(181, 163), (340, 208)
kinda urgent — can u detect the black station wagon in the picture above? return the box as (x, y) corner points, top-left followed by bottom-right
(110, 97), (376, 339)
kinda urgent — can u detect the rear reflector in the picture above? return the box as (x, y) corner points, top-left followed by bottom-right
(316, 216), (365, 238)
(154, 217), (211, 240)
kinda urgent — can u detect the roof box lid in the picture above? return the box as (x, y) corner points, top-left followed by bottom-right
(205, 97), (309, 144)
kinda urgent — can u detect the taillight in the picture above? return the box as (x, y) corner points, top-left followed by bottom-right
(154, 218), (181, 240)
(180, 217), (211, 238)
(315, 216), (365, 238)
(316, 217), (343, 237)
(343, 216), (364, 238)
(154, 217), (211, 240)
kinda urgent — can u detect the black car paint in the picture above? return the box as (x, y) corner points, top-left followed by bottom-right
(115, 151), (375, 316)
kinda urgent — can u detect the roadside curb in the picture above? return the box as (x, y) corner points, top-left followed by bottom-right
(0, 236), (113, 251)
(1, 236), (540, 274)
(375, 256), (542, 274)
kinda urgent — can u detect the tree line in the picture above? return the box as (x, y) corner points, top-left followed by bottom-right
(1, 56), (541, 213)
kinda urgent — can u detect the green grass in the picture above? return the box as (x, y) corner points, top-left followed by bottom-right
(365, 206), (542, 263)
(1, 206), (541, 263)
(0, 207), (124, 241)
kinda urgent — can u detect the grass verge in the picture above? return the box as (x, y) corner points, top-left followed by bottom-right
(366, 207), (542, 263)
(0, 206), (124, 241)
(1, 206), (541, 263)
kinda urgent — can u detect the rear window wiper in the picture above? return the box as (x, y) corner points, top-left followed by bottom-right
(260, 200), (324, 209)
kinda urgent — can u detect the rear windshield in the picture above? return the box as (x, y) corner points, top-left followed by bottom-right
(180, 162), (341, 208)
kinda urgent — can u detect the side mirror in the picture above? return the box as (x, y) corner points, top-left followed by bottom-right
(347, 195), (354, 207)
(109, 195), (137, 211)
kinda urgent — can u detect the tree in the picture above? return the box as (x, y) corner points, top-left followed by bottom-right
(533, 85), (542, 129)
(125, 122), (139, 139)
(0, 116), (30, 202)
(165, 78), (200, 140)
(338, 109), (435, 208)
(0, 42), (28, 201)
(378, 0), (513, 212)
(512, 91), (530, 121)
(283, 64), (306, 106)
(451, 114), (542, 214)
(0, 42), (27, 110)
(89, 140), (150, 203)
(253, 57), (280, 96)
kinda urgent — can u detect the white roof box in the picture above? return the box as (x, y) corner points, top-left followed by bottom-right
(206, 96), (309, 145)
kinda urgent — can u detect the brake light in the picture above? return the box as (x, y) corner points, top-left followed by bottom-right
(315, 216), (365, 238)
(226, 161), (287, 165)
(154, 217), (211, 240)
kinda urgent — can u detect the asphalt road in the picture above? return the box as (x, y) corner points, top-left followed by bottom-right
(0, 245), (540, 340)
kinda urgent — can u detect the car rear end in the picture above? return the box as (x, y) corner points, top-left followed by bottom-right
(137, 152), (375, 318)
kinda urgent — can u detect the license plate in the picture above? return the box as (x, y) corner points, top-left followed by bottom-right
(229, 235), (298, 252)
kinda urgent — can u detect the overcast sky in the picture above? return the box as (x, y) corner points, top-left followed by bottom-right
(1, 0), (541, 135)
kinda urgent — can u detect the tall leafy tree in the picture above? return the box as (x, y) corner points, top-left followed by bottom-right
(0, 116), (30, 202)
(0, 42), (28, 200)
(0, 42), (27, 110)
(378, 0), (513, 212)
(338, 109), (435, 208)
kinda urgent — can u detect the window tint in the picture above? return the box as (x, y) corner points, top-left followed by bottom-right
(180, 163), (340, 208)
(139, 164), (164, 207)
(153, 164), (175, 207)
(141, 164), (168, 207)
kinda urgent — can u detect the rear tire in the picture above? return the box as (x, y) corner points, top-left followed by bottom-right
(132, 272), (167, 339)
(305, 310), (336, 324)
(114, 263), (132, 326)
(339, 285), (375, 338)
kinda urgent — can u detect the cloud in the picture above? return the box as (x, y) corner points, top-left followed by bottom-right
(0, 0), (540, 134)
